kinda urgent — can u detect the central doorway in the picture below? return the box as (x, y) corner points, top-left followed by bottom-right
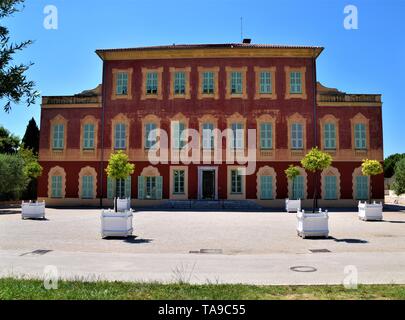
(202, 170), (215, 200)
(198, 167), (218, 200)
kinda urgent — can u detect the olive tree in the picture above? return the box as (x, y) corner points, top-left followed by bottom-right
(105, 151), (135, 212)
(301, 147), (332, 212)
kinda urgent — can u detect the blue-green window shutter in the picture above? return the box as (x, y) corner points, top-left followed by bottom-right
(51, 176), (62, 198)
(107, 177), (115, 199)
(356, 176), (369, 200)
(293, 176), (304, 199)
(125, 176), (131, 198)
(138, 176), (145, 200)
(325, 176), (337, 200)
(156, 176), (163, 200)
(260, 176), (273, 200)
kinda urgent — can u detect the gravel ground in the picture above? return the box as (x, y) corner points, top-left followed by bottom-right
(1, 208), (405, 255)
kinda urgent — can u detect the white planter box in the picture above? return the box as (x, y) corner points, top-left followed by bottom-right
(21, 201), (46, 220)
(116, 198), (131, 212)
(297, 209), (329, 238)
(286, 199), (301, 213)
(101, 209), (133, 238)
(358, 201), (383, 221)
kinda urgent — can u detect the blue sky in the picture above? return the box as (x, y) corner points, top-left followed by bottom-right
(0, 0), (404, 157)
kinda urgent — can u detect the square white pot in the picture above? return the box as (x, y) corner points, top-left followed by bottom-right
(21, 201), (46, 220)
(286, 199), (301, 213)
(358, 201), (383, 221)
(101, 209), (133, 238)
(116, 198), (131, 212)
(297, 209), (329, 238)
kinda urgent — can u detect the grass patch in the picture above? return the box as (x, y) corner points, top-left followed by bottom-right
(0, 278), (404, 300)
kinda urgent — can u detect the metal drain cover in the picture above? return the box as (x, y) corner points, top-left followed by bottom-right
(189, 249), (223, 254)
(20, 249), (53, 257)
(309, 249), (331, 253)
(290, 266), (317, 273)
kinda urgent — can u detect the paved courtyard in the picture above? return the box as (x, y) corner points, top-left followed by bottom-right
(1, 207), (405, 284)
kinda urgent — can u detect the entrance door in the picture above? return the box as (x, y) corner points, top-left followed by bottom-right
(202, 170), (215, 200)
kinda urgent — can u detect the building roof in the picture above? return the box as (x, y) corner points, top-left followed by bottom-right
(96, 43), (324, 60)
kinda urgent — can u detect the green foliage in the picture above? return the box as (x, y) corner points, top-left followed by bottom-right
(22, 118), (40, 154)
(0, 153), (28, 200)
(301, 147), (332, 173)
(105, 150), (135, 180)
(392, 158), (405, 196)
(0, 278), (405, 300)
(361, 159), (383, 177)
(284, 165), (300, 181)
(384, 153), (405, 178)
(1, 0), (39, 112)
(0, 125), (20, 153)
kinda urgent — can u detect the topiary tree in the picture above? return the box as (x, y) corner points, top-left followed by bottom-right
(301, 147), (333, 212)
(105, 150), (135, 212)
(361, 159), (383, 202)
(19, 147), (43, 200)
(392, 158), (405, 196)
(285, 165), (301, 200)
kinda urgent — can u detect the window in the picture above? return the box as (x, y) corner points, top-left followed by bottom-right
(174, 72), (186, 95)
(292, 176), (304, 200)
(290, 71), (302, 94)
(146, 72), (158, 95)
(107, 177), (131, 199)
(173, 122), (186, 149)
(145, 123), (157, 149)
(202, 71), (214, 94)
(114, 123), (126, 149)
(355, 123), (367, 149)
(324, 176), (337, 200)
(260, 176), (273, 200)
(291, 123), (303, 149)
(116, 72), (128, 95)
(324, 123), (336, 150)
(52, 124), (64, 150)
(231, 123), (244, 149)
(51, 176), (62, 198)
(138, 176), (162, 200)
(231, 71), (243, 94)
(260, 71), (272, 94)
(260, 123), (273, 149)
(231, 169), (243, 193)
(356, 176), (369, 200)
(83, 124), (95, 150)
(202, 123), (214, 150)
(81, 176), (94, 199)
(173, 170), (185, 194)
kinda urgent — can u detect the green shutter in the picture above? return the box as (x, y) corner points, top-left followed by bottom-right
(138, 176), (145, 200)
(107, 177), (114, 199)
(156, 176), (163, 200)
(125, 176), (131, 198)
(260, 176), (273, 200)
(325, 176), (337, 200)
(293, 176), (304, 200)
(356, 176), (368, 200)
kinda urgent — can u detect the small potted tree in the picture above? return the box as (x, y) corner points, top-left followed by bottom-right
(358, 159), (384, 221)
(102, 151), (135, 238)
(297, 147), (332, 238)
(284, 165), (301, 213)
(20, 148), (45, 220)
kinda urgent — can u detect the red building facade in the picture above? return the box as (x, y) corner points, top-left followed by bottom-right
(37, 43), (384, 207)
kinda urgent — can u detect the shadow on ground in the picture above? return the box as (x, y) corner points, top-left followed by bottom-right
(104, 235), (153, 244)
(0, 210), (21, 216)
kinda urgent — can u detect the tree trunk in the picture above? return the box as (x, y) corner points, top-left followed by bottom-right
(312, 171), (319, 213)
(115, 188), (118, 212)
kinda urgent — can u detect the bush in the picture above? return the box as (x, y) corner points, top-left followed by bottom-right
(0, 153), (28, 200)
(393, 158), (405, 196)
